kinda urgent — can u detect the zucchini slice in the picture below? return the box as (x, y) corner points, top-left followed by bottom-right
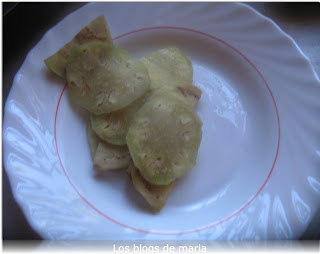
(174, 84), (202, 108)
(126, 92), (202, 185)
(141, 47), (193, 89)
(90, 83), (201, 147)
(45, 15), (113, 79)
(127, 161), (174, 211)
(66, 41), (151, 114)
(93, 142), (131, 171)
(87, 123), (101, 159)
(90, 94), (148, 145)
(153, 85), (202, 109)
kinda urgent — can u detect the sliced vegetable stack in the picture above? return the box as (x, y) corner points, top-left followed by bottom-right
(45, 16), (202, 211)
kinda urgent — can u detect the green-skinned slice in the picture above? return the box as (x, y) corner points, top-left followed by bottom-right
(127, 161), (174, 211)
(66, 41), (151, 114)
(90, 84), (201, 147)
(45, 15), (113, 79)
(87, 123), (101, 158)
(141, 47), (193, 89)
(126, 92), (202, 186)
(90, 94), (148, 146)
(93, 142), (131, 171)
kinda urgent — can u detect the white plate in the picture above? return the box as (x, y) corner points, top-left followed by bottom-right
(3, 2), (320, 240)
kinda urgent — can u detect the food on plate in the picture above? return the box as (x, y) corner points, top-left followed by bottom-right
(89, 47), (202, 147)
(88, 119), (131, 171)
(126, 91), (202, 186)
(141, 47), (193, 89)
(127, 161), (175, 211)
(45, 15), (202, 211)
(158, 85), (202, 110)
(93, 142), (131, 171)
(66, 41), (151, 114)
(90, 94), (148, 146)
(90, 84), (201, 148)
(45, 15), (113, 79)
(87, 124), (100, 158)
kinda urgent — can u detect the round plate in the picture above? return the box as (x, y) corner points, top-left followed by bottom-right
(3, 2), (320, 240)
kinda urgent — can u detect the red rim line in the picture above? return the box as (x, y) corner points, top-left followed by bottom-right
(54, 26), (281, 235)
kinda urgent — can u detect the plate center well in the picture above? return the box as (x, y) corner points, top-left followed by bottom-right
(56, 28), (279, 232)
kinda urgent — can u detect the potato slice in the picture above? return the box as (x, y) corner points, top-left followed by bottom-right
(66, 41), (151, 114)
(127, 161), (174, 211)
(126, 92), (202, 185)
(141, 47), (193, 89)
(45, 15), (113, 79)
(93, 142), (131, 171)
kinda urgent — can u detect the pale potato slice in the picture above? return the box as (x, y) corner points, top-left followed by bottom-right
(66, 41), (150, 114)
(126, 92), (202, 185)
(93, 142), (131, 171)
(45, 15), (113, 79)
(127, 161), (174, 211)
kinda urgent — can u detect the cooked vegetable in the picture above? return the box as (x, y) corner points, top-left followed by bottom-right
(87, 123), (101, 158)
(126, 91), (202, 186)
(90, 94), (148, 145)
(93, 142), (131, 171)
(66, 41), (151, 114)
(44, 16), (203, 211)
(141, 47), (193, 89)
(89, 46), (201, 147)
(174, 84), (202, 108)
(90, 84), (201, 148)
(127, 161), (174, 211)
(45, 15), (113, 78)
(153, 85), (202, 109)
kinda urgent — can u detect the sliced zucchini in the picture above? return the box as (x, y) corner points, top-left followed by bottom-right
(127, 161), (174, 211)
(87, 123), (101, 159)
(90, 83), (201, 147)
(45, 15), (113, 79)
(174, 84), (202, 108)
(93, 142), (131, 171)
(141, 47), (193, 89)
(153, 85), (202, 109)
(126, 92), (202, 186)
(90, 94), (148, 145)
(66, 41), (151, 114)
